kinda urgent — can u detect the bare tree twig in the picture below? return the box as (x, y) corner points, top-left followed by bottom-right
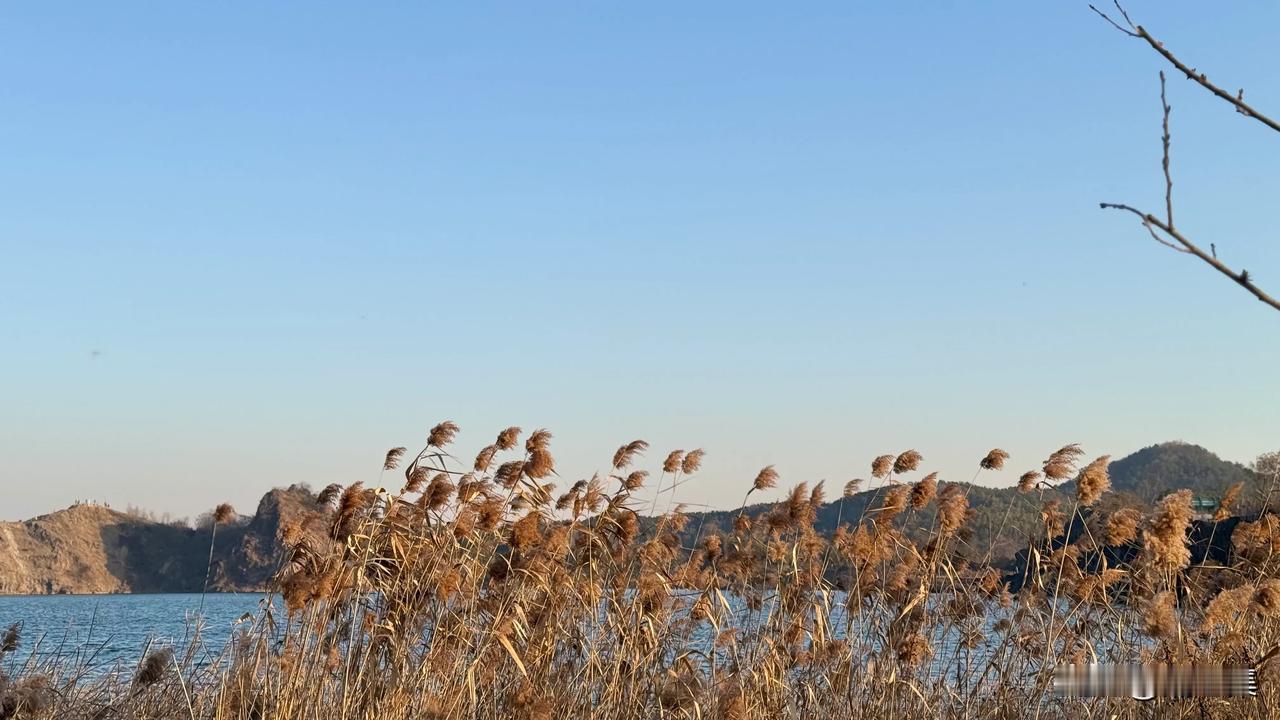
(1095, 3), (1278, 314)
(1133, 25), (1280, 134)
(1158, 71), (1173, 229)
(1088, 3), (1137, 37)
(1095, 3), (1280, 133)
(1099, 203), (1280, 312)
(1139, 214), (1187, 254)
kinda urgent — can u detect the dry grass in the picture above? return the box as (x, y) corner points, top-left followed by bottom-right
(3, 424), (1280, 719)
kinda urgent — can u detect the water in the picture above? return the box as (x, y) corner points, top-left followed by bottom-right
(0, 593), (270, 674)
(0, 591), (1030, 686)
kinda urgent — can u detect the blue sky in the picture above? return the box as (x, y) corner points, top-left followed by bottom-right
(2, 2), (1278, 521)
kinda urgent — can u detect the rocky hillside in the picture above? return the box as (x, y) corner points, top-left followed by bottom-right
(0, 484), (323, 594)
(0, 443), (1266, 593)
(676, 442), (1263, 567)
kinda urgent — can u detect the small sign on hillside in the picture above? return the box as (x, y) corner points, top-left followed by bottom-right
(1191, 496), (1218, 513)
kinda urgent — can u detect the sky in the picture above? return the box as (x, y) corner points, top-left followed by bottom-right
(1, 2), (1278, 522)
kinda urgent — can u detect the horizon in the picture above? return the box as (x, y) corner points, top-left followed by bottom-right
(3, 1), (1279, 521)
(3, 438), (1258, 524)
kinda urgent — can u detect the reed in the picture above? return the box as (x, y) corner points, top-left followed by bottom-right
(4, 424), (1280, 719)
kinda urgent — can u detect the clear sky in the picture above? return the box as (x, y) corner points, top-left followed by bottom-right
(2, 2), (1277, 521)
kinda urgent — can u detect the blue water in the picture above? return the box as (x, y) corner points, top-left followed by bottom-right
(0, 591), (1048, 686)
(0, 593), (271, 674)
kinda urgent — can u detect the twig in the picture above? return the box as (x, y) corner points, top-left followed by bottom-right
(1158, 71), (1173, 229)
(1088, 3), (1137, 37)
(1095, 2), (1280, 134)
(1098, 203), (1280, 312)
(1133, 25), (1280, 134)
(1095, 4), (1279, 313)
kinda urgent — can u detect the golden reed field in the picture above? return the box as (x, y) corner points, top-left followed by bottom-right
(4, 422), (1280, 719)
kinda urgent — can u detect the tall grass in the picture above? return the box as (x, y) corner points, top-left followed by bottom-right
(2, 424), (1279, 719)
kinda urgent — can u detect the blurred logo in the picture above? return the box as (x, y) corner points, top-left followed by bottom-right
(1054, 664), (1257, 699)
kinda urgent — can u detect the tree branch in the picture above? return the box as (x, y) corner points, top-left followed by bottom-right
(1088, 3), (1137, 37)
(1158, 71), (1173, 229)
(1095, 4), (1278, 314)
(1132, 25), (1280, 134)
(1095, 3), (1280, 134)
(1099, 203), (1280, 312)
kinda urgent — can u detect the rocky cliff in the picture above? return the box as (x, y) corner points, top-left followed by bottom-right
(0, 444), (1264, 593)
(0, 484), (324, 594)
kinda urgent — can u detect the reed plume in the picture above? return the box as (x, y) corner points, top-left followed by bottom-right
(333, 482), (370, 540)
(22, 427), (1280, 720)
(613, 440), (649, 470)
(909, 473), (937, 509)
(751, 466), (779, 493)
(1255, 579), (1280, 615)
(1075, 455), (1111, 506)
(496, 426), (522, 450)
(809, 480), (826, 508)
(383, 447), (407, 471)
(1143, 590), (1179, 639)
(980, 449), (1009, 471)
(424, 473), (456, 511)
(526, 428), (552, 452)
(428, 421), (460, 448)
(475, 445), (498, 473)
(0, 623), (18, 655)
(134, 648), (173, 687)
(317, 483), (343, 508)
(893, 450), (923, 475)
(526, 445), (555, 479)
(1041, 500), (1067, 537)
(624, 470), (648, 491)
(937, 483), (968, 535)
(1104, 507), (1141, 546)
(681, 449), (705, 474)
(495, 461), (525, 489)
(1143, 490), (1194, 572)
(880, 485), (910, 522)
(1043, 443), (1083, 481)
(871, 455), (894, 480)
(403, 467), (429, 494)
(1215, 481), (1244, 522)
(1203, 585), (1252, 632)
(662, 450), (684, 474)
(199, 502), (237, 616)
(213, 503), (236, 526)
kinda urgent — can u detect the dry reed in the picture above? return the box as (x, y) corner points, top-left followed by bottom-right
(8, 426), (1280, 720)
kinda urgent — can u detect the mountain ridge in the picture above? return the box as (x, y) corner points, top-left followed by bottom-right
(0, 443), (1263, 594)
(0, 485), (320, 594)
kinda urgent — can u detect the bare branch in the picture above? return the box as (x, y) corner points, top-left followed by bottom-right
(1088, 3), (1138, 37)
(1145, 220), (1187, 254)
(1096, 5), (1277, 313)
(1133, 25), (1280, 134)
(1098, 202), (1185, 253)
(1094, 3), (1279, 133)
(1158, 71), (1173, 229)
(1099, 203), (1280, 312)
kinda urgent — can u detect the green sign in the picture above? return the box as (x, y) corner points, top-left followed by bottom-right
(1191, 496), (1217, 511)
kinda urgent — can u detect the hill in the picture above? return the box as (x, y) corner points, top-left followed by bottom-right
(0, 443), (1265, 593)
(1105, 441), (1258, 503)
(676, 442), (1261, 567)
(0, 485), (322, 594)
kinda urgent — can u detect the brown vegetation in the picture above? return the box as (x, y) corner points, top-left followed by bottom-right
(2, 425), (1279, 719)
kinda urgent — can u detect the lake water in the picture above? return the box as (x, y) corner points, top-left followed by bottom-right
(0, 591), (1032, 683)
(0, 593), (270, 674)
